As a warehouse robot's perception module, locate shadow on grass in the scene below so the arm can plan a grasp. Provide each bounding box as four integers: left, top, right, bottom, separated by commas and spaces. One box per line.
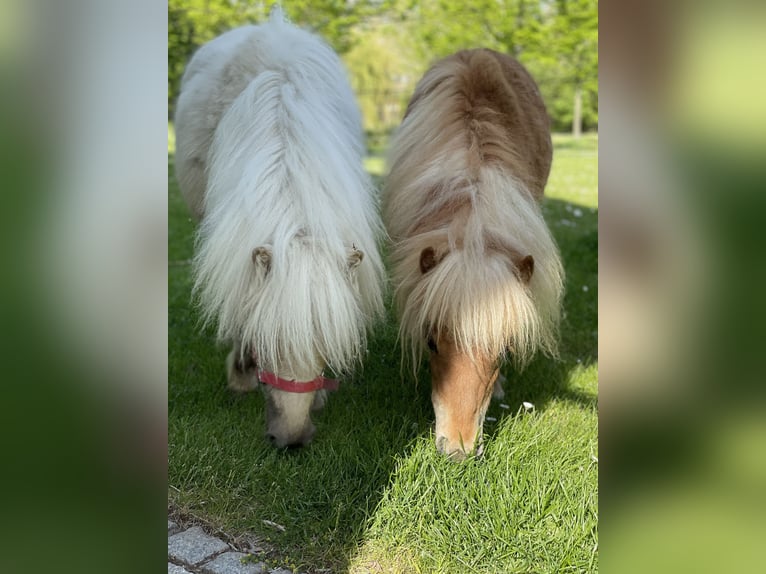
168, 151, 596, 571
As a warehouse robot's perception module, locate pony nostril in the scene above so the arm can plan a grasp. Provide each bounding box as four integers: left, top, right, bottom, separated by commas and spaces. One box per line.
447, 449, 468, 462
266, 433, 277, 444
434, 436, 472, 461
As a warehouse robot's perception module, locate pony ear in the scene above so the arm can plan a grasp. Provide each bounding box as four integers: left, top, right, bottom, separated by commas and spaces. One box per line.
252, 246, 272, 272
348, 247, 364, 270
516, 254, 534, 283
420, 246, 443, 274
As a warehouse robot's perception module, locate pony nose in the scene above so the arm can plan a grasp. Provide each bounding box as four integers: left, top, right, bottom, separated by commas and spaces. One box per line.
435, 435, 471, 461
265, 424, 316, 448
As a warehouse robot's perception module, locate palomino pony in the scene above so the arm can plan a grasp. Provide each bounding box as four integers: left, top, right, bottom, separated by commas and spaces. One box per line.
383, 49, 564, 459
174, 8, 385, 447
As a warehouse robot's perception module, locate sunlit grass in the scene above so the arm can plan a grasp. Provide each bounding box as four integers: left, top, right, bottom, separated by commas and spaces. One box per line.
548, 132, 599, 208
168, 134, 598, 573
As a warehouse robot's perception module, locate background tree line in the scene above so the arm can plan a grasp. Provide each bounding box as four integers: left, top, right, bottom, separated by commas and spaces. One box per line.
169, 0, 597, 136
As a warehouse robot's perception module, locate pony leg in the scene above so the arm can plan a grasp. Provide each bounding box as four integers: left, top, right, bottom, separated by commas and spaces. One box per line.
311, 389, 328, 412
492, 373, 506, 400
226, 341, 259, 392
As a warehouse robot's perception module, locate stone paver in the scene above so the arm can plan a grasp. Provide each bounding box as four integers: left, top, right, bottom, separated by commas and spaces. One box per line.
200, 551, 268, 574
168, 518, 301, 574
168, 526, 230, 566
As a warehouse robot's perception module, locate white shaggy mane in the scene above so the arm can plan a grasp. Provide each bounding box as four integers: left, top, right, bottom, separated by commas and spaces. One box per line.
383, 50, 564, 369
175, 9, 385, 377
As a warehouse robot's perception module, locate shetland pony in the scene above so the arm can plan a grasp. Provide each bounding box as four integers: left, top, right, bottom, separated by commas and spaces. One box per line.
174, 8, 385, 447
383, 49, 564, 459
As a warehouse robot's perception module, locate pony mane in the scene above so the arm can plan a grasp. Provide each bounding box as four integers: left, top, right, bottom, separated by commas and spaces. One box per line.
192, 15, 385, 376
384, 49, 563, 369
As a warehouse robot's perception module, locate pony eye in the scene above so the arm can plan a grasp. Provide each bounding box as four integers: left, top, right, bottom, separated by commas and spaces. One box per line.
427, 337, 438, 353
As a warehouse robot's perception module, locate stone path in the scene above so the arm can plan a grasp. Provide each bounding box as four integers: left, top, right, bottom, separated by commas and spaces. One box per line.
168, 519, 295, 574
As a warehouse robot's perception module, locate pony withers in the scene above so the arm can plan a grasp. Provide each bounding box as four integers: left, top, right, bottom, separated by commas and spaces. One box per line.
174, 8, 385, 447
384, 49, 564, 460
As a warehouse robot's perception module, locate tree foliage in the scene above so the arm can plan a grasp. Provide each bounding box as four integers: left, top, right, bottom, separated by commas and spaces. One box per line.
167, 1, 598, 133
389, 0, 598, 133
342, 23, 425, 135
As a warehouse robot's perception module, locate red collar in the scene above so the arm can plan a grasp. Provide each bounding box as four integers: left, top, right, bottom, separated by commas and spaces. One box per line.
258, 370, 339, 393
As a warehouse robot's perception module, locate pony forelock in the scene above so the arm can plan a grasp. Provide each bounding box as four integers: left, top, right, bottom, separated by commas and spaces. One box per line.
190, 18, 385, 377
390, 167, 564, 371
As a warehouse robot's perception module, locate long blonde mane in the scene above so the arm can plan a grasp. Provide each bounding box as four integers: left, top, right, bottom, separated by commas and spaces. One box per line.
176, 10, 385, 377
383, 49, 564, 369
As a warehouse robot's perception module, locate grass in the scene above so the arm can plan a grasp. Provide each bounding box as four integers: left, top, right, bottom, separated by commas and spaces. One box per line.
169, 132, 598, 573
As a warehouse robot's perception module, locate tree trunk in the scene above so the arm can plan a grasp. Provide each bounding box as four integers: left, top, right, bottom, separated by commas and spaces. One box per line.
572, 85, 583, 139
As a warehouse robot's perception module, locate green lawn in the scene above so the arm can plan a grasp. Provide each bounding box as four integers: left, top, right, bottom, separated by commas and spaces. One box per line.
169, 133, 598, 573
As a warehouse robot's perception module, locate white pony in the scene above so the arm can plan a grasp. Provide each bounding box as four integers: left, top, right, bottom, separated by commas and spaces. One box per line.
174, 8, 385, 447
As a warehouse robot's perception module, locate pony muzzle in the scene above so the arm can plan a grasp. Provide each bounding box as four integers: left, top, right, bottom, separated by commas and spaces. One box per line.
259, 371, 338, 448
263, 387, 317, 448
428, 335, 497, 460
434, 424, 484, 461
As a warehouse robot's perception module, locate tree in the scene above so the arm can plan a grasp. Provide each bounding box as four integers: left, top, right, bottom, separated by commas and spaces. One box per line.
389, 0, 598, 135
343, 23, 425, 134
547, 0, 598, 137
167, 1, 598, 133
